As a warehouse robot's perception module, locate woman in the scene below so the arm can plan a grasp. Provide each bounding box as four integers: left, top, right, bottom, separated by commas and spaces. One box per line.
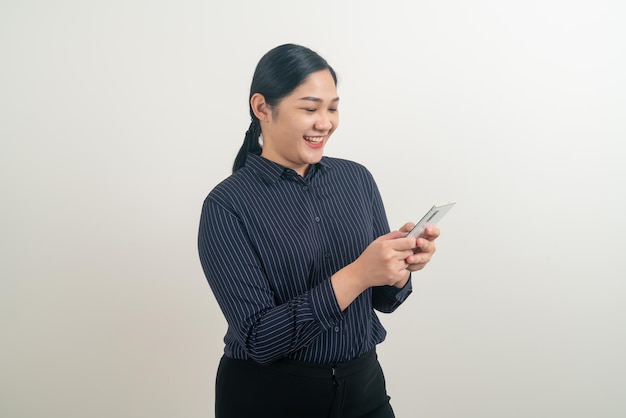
198, 43, 440, 418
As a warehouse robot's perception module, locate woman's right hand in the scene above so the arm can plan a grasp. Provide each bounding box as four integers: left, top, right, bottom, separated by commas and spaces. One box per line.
331, 231, 415, 310
353, 231, 415, 287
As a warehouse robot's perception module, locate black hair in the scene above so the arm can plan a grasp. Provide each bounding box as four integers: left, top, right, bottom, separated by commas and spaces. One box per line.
232, 44, 337, 172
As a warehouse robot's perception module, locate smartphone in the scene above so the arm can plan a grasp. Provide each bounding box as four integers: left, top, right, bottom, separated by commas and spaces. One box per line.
406, 202, 456, 239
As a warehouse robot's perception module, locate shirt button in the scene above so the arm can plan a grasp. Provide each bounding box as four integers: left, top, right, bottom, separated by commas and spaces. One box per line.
315, 216, 321, 222
303, 186, 309, 191
324, 253, 331, 259
334, 326, 340, 332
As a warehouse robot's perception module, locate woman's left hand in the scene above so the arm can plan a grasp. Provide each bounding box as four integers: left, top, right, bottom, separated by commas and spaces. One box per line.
398, 223, 440, 272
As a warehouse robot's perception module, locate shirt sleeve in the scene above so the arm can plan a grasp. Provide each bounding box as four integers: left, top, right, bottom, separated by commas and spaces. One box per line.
367, 169, 414, 313
372, 278, 413, 313
198, 198, 344, 365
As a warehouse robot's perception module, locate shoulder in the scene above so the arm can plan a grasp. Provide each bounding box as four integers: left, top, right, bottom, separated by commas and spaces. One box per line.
322, 155, 366, 170
204, 168, 260, 205
321, 156, 376, 182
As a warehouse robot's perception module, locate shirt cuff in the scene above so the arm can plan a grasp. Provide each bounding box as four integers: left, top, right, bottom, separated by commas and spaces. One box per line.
378, 276, 413, 311
395, 275, 413, 301
308, 278, 344, 331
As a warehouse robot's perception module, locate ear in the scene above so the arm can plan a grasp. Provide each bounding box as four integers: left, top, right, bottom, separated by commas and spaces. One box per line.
250, 93, 270, 122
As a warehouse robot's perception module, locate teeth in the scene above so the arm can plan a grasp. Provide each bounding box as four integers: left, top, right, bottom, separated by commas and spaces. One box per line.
305, 136, 324, 144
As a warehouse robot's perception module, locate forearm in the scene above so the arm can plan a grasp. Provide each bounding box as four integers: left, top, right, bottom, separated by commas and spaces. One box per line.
220, 278, 344, 365
241, 298, 322, 363
330, 263, 369, 311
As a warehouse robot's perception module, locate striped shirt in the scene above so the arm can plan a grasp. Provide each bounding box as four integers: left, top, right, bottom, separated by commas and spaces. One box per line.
197, 153, 412, 365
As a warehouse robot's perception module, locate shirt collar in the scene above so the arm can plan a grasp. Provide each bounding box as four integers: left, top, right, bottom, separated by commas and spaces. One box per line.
245, 153, 329, 184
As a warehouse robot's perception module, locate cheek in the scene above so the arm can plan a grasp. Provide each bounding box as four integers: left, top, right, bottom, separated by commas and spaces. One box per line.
279, 122, 298, 136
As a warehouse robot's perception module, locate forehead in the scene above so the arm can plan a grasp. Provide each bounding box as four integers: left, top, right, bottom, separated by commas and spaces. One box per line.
288, 70, 338, 100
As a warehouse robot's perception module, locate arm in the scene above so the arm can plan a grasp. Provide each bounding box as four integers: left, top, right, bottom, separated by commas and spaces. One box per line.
335, 171, 440, 313
329, 171, 416, 313
198, 199, 344, 365
331, 230, 415, 312
369, 175, 415, 312
370, 224, 440, 312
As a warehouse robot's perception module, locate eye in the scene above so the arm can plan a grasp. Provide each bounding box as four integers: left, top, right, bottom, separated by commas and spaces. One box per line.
328, 108, 338, 113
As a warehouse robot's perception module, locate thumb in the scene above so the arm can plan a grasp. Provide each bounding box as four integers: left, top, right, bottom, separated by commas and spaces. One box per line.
377, 230, 409, 241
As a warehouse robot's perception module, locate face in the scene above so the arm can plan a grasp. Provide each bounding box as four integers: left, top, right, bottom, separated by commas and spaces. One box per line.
257, 70, 339, 176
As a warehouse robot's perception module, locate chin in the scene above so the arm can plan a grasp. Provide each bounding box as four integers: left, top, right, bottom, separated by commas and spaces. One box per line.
305, 152, 325, 164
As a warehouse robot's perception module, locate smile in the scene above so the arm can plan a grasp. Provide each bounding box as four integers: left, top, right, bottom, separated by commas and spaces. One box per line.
304, 136, 325, 145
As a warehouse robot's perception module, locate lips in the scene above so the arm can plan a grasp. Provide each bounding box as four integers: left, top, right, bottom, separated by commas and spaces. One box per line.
304, 136, 325, 145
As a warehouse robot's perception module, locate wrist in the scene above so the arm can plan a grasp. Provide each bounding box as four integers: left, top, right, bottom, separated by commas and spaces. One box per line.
393, 273, 411, 288
331, 263, 368, 311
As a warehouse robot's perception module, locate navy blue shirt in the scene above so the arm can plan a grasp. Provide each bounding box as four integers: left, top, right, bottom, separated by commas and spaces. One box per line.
198, 153, 412, 365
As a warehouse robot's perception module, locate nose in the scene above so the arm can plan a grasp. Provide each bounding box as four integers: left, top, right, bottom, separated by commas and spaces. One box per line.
315, 112, 333, 132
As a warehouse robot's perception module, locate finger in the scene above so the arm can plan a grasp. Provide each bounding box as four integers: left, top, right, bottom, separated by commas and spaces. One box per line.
398, 222, 415, 234
385, 235, 419, 251
415, 237, 437, 254
406, 249, 433, 265
377, 230, 409, 241
404, 260, 423, 274
410, 251, 432, 264
422, 225, 441, 240
406, 258, 426, 272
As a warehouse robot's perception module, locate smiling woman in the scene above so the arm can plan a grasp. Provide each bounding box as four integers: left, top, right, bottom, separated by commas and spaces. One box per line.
232, 44, 339, 174
197, 43, 442, 418
252, 69, 339, 176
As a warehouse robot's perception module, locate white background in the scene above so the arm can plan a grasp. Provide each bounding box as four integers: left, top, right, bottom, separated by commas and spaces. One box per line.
1, 1, 625, 417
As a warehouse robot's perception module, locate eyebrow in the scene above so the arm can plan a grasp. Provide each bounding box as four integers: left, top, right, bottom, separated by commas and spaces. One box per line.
298, 96, 340, 102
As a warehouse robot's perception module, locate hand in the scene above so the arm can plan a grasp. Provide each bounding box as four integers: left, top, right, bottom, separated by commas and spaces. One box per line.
332, 231, 414, 309
352, 230, 415, 288
331, 228, 437, 311
398, 223, 440, 273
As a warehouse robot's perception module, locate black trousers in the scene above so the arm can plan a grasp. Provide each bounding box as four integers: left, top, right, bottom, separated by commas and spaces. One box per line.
215, 349, 396, 418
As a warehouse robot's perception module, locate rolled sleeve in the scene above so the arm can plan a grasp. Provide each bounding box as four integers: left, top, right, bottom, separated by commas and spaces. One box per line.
372, 276, 413, 313
309, 278, 345, 330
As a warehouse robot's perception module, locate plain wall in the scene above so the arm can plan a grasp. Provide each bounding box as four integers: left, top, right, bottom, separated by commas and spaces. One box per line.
1, 1, 625, 417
